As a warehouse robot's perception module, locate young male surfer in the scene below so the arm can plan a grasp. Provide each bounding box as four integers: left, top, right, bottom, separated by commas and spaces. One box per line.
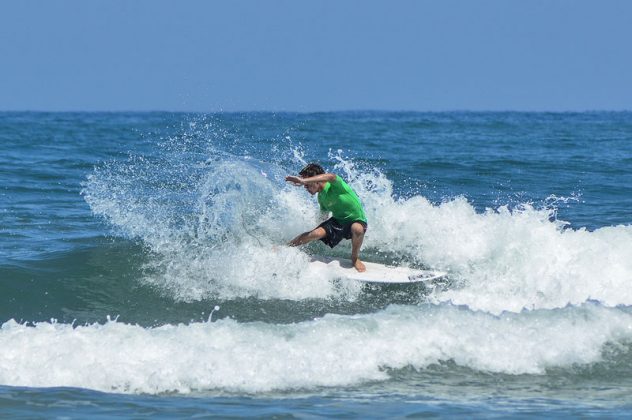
285, 163, 368, 272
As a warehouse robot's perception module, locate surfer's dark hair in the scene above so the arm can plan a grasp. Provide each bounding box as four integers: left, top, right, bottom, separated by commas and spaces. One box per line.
299, 163, 325, 178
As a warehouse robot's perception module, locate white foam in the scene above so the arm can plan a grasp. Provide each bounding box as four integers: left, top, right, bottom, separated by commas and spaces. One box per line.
324, 150, 632, 312
84, 156, 363, 301
356, 186, 632, 313
1, 303, 631, 394
84, 147, 632, 310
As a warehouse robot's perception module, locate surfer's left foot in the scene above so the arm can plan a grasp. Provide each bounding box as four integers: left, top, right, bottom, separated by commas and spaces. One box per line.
354, 259, 366, 272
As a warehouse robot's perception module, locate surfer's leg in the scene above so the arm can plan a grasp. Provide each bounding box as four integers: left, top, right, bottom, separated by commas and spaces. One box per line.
288, 227, 327, 246
350, 222, 366, 272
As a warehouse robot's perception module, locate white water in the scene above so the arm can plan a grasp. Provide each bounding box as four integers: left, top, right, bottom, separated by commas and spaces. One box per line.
1, 303, 631, 394
84, 150, 632, 313
73, 146, 632, 395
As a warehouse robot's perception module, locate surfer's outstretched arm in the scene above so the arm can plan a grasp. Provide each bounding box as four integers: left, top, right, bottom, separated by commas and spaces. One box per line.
285, 173, 336, 186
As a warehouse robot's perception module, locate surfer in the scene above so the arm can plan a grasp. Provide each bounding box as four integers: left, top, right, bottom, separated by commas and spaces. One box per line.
286, 163, 368, 272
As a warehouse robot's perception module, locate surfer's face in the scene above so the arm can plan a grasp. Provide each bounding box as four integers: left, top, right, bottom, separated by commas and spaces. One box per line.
305, 182, 320, 195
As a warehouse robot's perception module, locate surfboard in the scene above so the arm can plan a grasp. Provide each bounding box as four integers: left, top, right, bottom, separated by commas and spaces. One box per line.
309, 255, 447, 284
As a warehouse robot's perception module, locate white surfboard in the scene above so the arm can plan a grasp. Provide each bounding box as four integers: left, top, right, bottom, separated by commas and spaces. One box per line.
309, 255, 447, 284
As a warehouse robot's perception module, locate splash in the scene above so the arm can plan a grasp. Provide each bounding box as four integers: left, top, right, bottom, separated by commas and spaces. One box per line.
82, 121, 363, 301
83, 124, 632, 312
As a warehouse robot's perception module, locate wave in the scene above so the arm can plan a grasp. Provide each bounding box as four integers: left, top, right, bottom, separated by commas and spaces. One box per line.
1, 303, 631, 394
82, 131, 632, 313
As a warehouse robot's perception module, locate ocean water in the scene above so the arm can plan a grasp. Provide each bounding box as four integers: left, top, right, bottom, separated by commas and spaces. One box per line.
1, 111, 632, 417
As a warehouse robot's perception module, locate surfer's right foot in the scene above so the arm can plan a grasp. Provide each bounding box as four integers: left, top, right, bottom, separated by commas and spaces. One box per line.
353, 259, 366, 272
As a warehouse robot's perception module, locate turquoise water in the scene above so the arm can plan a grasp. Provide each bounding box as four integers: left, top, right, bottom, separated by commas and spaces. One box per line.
1, 111, 632, 417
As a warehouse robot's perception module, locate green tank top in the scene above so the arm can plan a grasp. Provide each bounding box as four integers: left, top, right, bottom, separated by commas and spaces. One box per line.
318, 175, 367, 224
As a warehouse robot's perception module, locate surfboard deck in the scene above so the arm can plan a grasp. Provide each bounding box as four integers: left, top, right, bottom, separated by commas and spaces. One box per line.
309, 255, 447, 284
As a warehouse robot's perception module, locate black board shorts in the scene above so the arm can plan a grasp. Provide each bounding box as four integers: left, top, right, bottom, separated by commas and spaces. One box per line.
317, 218, 368, 248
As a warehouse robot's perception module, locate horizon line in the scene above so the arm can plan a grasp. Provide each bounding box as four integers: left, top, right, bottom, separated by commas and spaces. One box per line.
1, 108, 631, 114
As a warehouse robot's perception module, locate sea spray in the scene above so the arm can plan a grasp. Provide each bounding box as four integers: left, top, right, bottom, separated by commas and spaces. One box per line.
84, 139, 632, 312
207, 305, 220, 322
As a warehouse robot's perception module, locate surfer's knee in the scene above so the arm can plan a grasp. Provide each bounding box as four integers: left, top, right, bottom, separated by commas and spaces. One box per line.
350, 223, 365, 239
309, 227, 327, 240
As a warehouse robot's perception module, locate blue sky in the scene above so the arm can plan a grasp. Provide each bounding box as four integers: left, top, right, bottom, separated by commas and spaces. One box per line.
1, 0, 630, 112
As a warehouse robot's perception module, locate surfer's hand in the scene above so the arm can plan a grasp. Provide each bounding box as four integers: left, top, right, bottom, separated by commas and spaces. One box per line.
285, 176, 304, 186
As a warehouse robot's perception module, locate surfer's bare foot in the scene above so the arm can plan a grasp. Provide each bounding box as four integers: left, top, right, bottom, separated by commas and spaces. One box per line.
353, 259, 366, 272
